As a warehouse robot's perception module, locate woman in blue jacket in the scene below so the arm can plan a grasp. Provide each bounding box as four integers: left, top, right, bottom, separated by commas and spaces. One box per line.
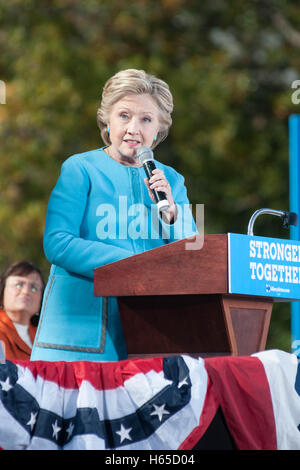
31, 69, 197, 362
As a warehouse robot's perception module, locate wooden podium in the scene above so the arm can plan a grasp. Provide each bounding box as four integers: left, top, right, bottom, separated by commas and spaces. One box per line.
94, 234, 273, 358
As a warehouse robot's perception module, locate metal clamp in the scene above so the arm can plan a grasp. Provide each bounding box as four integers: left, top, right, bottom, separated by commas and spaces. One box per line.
247, 208, 298, 236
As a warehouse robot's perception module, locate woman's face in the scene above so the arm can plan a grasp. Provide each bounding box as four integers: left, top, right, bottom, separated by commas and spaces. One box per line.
3, 271, 43, 325
107, 93, 160, 162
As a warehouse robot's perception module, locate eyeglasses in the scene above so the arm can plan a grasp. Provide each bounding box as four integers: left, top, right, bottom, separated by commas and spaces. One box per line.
7, 281, 43, 294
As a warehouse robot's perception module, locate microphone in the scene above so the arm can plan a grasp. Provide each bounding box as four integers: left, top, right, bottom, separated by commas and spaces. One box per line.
137, 146, 170, 212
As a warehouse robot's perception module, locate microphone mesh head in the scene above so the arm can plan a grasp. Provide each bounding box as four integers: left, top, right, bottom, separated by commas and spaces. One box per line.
137, 146, 154, 164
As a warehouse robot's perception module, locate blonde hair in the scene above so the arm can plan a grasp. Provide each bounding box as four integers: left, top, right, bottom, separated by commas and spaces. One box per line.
97, 69, 173, 147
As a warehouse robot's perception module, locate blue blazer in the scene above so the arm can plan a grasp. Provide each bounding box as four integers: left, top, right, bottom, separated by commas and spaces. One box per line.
31, 148, 197, 362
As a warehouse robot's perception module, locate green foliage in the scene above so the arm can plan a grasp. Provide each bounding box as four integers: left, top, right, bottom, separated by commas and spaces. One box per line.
1, 0, 300, 351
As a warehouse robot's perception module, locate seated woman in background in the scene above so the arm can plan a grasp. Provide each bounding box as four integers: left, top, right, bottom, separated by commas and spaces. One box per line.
0, 261, 45, 360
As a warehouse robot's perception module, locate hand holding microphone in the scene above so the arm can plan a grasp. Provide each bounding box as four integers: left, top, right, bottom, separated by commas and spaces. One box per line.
137, 146, 176, 222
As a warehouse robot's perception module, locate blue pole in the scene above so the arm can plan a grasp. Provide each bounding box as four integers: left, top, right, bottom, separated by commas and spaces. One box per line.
289, 114, 300, 353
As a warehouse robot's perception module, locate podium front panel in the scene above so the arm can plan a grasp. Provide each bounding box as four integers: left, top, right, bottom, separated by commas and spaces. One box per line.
117, 294, 233, 355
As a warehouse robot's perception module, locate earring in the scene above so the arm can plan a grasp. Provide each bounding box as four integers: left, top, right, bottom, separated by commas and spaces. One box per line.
153, 135, 157, 142
107, 127, 110, 134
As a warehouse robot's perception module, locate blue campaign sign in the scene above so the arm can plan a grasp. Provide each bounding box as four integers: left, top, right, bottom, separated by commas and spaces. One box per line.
228, 233, 300, 300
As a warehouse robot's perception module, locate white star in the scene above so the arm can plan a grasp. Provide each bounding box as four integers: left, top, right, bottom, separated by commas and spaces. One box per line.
178, 376, 189, 388
66, 421, 74, 440
116, 423, 132, 443
52, 420, 62, 440
150, 403, 170, 422
26, 412, 37, 431
0, 377, 12, 392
